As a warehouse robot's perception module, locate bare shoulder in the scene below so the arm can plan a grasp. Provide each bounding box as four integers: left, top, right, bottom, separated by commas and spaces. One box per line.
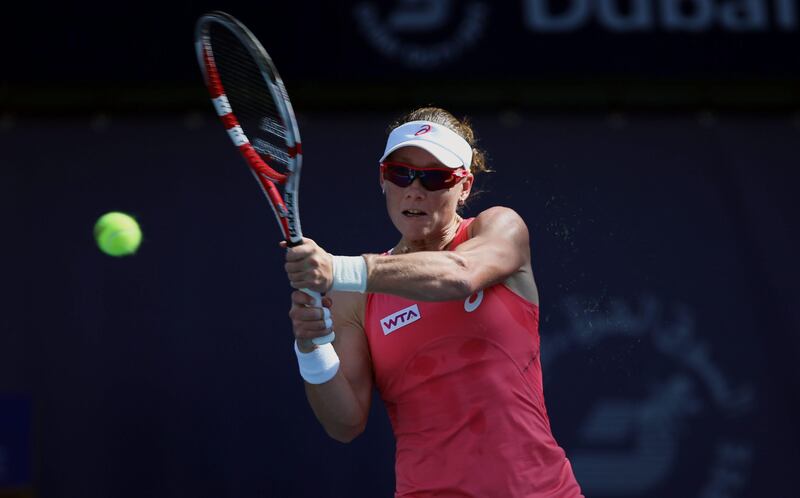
328, 290, 366, 330
472, 207, 538, 303
327, 291, 371, 382
470, 206, 530, 240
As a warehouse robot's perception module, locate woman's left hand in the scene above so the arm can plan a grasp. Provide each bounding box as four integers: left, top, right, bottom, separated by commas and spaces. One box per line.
282, 237, 334, 294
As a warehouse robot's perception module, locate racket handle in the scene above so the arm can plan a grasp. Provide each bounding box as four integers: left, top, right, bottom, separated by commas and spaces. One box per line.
284, 238, 334, 344
301, 288, 335, 345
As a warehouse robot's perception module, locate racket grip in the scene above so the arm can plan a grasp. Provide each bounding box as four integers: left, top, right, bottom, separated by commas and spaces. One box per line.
301, 288, 335, 345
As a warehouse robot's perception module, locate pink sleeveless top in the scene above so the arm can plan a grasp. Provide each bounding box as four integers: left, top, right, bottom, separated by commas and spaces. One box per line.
365, 218, 583, 497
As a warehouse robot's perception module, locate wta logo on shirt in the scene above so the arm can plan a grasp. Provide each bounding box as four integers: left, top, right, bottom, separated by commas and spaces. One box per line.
380, 304, 421, 335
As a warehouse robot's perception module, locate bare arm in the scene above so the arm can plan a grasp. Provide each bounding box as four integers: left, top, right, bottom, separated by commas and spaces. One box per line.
290, 290, 372, 443
363, 206, 530, 301
284, 207, 531, 301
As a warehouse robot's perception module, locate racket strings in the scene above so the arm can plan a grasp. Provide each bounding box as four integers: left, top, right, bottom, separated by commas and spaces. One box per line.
208, 24, 291, 174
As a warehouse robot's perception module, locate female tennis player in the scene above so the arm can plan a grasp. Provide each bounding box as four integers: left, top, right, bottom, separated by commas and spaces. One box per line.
284, 107, 583, 497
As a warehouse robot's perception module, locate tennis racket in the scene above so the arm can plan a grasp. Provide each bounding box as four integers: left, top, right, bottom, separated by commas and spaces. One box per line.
195, 11, 334, 345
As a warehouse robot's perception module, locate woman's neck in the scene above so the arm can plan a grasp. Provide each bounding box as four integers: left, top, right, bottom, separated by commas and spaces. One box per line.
394, 214, 463, 254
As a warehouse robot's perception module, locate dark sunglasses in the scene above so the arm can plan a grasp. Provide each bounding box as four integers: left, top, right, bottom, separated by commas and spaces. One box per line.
380, 161, 469, 191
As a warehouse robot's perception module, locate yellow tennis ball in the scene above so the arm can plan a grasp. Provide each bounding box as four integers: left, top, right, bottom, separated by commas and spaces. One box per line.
94, 212, 142, 257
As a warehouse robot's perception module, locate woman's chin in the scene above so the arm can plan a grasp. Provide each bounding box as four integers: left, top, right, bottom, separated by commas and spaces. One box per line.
400, 215, 433, 234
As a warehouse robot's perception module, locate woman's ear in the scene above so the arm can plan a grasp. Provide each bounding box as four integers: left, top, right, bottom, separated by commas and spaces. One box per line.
460, 174, 474, 202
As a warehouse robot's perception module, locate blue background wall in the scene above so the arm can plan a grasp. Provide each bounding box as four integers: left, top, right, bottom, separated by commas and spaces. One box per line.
2, 112, 798, 497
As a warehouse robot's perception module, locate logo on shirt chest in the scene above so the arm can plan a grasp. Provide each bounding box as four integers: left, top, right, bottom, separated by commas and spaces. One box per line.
380, 304, 421, 335
464, 290, 484, 312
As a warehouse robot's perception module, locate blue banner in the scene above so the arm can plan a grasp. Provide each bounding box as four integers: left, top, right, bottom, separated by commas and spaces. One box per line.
0, 395, 31, 488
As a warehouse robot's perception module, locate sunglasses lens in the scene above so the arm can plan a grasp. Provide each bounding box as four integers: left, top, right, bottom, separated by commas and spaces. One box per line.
418, 170, 454, 191
384, 165, 414, 187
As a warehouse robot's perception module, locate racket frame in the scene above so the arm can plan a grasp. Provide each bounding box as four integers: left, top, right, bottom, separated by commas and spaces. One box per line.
195, 12, 334, 345
195, 11, 304, 246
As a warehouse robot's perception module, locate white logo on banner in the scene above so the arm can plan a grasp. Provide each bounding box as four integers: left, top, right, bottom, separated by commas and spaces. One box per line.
523, 0, 798, 32
542, 295, 755, 497
353, 0, 489, 68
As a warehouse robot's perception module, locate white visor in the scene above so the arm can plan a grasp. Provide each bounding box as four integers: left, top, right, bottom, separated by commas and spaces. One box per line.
379, 120, 473, 169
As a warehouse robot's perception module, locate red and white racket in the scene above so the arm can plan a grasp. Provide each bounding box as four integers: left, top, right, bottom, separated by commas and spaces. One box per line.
195, 11, 334, 345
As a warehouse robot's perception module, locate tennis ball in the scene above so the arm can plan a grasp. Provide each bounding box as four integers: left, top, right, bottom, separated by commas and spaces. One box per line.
94, 212, 142, 257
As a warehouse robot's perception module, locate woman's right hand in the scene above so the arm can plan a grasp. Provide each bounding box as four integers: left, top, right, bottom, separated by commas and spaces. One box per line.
289, 290, 334, 352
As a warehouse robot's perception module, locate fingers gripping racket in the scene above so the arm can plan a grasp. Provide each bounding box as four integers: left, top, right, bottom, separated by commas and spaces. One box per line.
195, 11, 334, 345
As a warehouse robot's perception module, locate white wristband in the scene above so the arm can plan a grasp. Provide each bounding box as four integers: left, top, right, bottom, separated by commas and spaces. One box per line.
331, 255, 368, 293
294, 341, 340, 384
